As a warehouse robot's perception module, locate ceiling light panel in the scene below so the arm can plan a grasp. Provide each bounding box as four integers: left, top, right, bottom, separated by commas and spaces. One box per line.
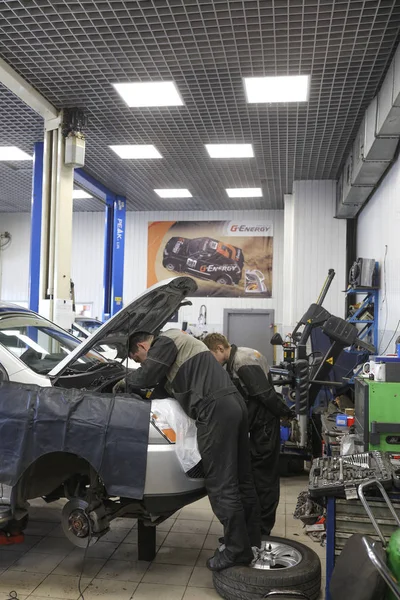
0, 146, 32, 161
205, 144, 254, 158
244, 75, 309, 103
154, 189, 192, 198
113, 81, 183, 107
110, 145, 162, 159
226, 188, 263, 198
72, 189, 92, 199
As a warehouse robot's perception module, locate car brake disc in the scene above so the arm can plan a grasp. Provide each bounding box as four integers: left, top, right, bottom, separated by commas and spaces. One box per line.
61, 498, 100, 548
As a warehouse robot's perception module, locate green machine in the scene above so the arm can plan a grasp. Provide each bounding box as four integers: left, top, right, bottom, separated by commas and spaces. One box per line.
355, 379, 400, 452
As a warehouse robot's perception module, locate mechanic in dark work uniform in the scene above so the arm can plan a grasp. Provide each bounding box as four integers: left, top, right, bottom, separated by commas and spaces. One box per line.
203, 333, 293, 538
115, 329, 261, 571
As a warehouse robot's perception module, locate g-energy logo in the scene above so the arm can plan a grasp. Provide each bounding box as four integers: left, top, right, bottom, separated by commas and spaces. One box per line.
227, 221, 273, 237
230, 224, 270, 233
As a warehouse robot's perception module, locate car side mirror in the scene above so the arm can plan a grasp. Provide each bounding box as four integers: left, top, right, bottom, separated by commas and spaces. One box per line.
270, 333, 284, 346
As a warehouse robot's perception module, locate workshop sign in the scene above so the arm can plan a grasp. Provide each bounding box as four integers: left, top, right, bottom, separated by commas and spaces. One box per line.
147, 220, 273, 298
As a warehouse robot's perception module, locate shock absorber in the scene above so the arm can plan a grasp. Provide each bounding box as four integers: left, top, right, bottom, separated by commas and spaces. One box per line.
294, 359, 309, 448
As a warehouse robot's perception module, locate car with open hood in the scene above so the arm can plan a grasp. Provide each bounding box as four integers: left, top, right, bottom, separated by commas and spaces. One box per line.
163, 236, 244, 285
0, 277, 205, 548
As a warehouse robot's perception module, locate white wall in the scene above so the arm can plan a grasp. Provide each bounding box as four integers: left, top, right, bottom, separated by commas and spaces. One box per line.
283, 181, 347, 329
71, 212, 105, 320
0, 213, 31, 303
124, 210, 284, 332
0, 212, 105, 319
0, 194, 347, 336
0, 210, 285, 332
357, 154, 400, 353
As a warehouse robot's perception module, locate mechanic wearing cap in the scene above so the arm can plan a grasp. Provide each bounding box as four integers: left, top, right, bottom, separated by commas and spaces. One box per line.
114, 329, 261, 571
203, 333, 294, 538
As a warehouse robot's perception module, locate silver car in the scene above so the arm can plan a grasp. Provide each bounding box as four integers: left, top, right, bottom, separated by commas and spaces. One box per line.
0, 277, 205, 547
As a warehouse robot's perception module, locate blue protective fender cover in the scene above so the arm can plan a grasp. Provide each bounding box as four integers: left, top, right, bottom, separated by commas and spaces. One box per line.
0, 382, 150, 499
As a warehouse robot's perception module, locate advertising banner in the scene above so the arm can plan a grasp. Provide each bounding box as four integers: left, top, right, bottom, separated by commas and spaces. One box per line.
147, 220, 273, 298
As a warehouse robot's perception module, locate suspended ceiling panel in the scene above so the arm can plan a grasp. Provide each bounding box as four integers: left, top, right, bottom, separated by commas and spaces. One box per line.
0, 0, 399, 212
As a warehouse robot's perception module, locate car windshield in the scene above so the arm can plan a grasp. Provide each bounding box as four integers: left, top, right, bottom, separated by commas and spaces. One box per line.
188, 238, 213, 254
76, 319, 102, 334
0, 313, 106, 375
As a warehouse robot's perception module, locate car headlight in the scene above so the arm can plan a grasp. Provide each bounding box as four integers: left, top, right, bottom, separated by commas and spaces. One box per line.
151, 413, 176, 443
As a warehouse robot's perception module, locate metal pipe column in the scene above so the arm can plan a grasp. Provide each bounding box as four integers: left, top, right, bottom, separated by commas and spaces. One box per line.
38, 115, 75, 329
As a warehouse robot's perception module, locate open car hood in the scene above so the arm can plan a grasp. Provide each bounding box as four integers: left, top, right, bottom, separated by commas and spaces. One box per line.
49, 277, 197, 377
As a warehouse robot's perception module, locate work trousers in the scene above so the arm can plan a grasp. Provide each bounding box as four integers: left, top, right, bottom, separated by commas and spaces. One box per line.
249, 414, 281, 537
195, 387, 261, 563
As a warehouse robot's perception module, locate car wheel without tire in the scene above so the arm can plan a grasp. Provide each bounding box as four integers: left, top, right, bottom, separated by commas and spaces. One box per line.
212, 537, 321, 600
61, 498, 101, 548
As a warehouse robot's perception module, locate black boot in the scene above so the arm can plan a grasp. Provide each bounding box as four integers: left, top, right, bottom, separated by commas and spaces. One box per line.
206, 548, 254, 572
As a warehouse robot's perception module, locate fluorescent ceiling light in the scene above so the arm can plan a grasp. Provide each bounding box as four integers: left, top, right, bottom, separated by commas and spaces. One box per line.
73, 189, 92, 199
205, 144, 254, 158
155, 189, 192, 198
0, 146, 32, 161
110, 145, 162, 159
226, 188, 263, 198
244, 75, 309, 103
113, 81, 183, 107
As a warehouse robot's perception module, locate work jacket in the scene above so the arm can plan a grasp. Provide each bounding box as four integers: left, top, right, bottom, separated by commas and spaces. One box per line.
226, 345, 291, 429
125, 329, 236, 419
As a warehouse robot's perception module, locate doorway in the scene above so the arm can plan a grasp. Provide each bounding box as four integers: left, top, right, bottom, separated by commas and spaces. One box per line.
223, 309, 275, 365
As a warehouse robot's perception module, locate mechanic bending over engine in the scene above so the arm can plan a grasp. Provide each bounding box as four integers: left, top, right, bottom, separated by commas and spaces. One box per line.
203, 333, 295, 538
113, 329, 261, 571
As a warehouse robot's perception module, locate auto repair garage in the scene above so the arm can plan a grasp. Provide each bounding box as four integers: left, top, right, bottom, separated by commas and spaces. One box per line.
0, 2, 400, 599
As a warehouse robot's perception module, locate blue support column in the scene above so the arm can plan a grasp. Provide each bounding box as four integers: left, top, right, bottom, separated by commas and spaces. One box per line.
102, 200, 114, 321
28, 142, 44, 313
111, 196, 126, 315
325, 496, 336, 600
74, 168, 125, 319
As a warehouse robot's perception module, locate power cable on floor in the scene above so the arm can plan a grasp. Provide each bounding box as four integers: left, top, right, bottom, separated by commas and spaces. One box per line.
77, 530, 92, 600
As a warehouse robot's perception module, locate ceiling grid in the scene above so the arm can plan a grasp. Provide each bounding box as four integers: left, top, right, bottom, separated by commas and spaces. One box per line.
0, 0, 398, 212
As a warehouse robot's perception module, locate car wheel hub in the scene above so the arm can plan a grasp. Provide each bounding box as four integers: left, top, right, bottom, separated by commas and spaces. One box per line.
62, 498, 99, 548
252, 541, 302, 570
68, 509, 90, 538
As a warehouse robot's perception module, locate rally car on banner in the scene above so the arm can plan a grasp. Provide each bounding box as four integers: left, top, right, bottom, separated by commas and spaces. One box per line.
162, 236, 244, 285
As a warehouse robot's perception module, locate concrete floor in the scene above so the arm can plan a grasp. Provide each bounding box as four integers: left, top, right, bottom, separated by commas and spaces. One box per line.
0, 474, 326, 600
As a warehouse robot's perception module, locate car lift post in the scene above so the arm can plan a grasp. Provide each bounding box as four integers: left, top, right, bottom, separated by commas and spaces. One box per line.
74, 169, 126, 320
29, 141, 44, 313
137, 520, 157, 561
103, 194, 126, 320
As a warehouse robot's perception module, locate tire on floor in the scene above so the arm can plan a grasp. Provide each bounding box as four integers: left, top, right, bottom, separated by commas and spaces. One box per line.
212, 536, 321, 600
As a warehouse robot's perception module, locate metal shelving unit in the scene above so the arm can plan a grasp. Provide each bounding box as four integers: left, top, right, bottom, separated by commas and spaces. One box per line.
345, 287, 379, 354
